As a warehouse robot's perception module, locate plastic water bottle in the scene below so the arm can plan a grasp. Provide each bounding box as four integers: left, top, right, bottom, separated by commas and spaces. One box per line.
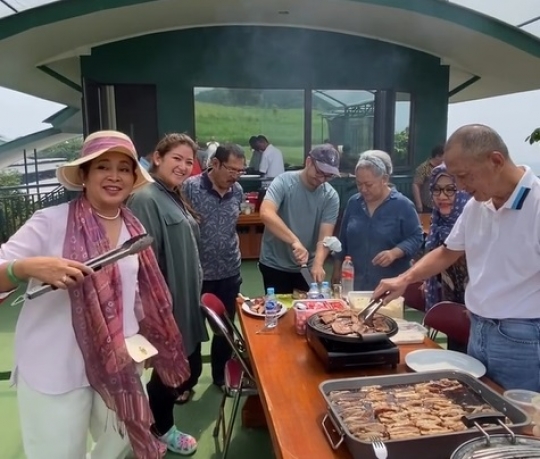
308, 282, 322, 299
321, 281, 331, 299
264, 287, 278, 328
341, 256, 355, 299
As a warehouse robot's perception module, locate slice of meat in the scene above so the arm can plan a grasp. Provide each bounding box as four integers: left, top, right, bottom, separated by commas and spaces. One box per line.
336, 310, 356, 318
319, 311, 337, 325
331, 320, 355, 335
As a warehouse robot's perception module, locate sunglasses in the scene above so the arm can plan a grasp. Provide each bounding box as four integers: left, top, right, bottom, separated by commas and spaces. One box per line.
432, 185, 457, 197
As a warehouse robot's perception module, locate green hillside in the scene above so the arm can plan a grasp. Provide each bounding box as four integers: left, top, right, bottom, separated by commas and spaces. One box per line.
194, 101, 329, 165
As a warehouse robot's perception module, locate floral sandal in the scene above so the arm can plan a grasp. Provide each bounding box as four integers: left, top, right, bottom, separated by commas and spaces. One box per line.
160, 426, 198, 456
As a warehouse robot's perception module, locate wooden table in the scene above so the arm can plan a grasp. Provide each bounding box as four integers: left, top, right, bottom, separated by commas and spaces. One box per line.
238, 308, 501, 459
237, 212, 264, 260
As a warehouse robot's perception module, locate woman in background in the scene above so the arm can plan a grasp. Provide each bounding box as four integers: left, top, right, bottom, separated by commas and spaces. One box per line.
424, 164, 470, 352
0, 130, 189, 459
128, 133, 207, 456
425, 164, 470, 311
333, 150, 423, 291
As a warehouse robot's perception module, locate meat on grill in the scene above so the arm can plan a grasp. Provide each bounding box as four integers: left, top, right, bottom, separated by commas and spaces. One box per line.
328, 379, 502, 442
317, 309, 390, 336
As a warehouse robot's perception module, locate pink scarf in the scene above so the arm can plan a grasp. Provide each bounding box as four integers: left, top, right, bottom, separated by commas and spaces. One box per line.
64, 196, 190, 458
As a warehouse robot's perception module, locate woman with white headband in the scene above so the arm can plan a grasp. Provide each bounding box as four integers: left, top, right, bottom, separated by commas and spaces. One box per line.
332, 150, 423, 290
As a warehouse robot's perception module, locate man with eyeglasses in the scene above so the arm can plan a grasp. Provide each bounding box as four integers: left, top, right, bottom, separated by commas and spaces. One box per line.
374, 124, 540, 393
182, 144, 245, 389
258, 144, 341, 293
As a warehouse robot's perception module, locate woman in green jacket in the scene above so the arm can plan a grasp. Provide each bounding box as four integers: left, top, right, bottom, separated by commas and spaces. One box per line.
128, 133, 208, 456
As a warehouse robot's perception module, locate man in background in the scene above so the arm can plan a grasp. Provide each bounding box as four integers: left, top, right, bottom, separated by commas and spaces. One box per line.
247, 135, 263, 173
259, 144, 340, 292
139, 151, 153, 171
256, 135, 285, 178
183, 144, 245, 388
412, 144, 444, 213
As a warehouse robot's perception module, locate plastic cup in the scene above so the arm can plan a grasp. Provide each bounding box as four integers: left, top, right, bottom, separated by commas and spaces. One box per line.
504, 389, 540, 416
532, 395, 540, 434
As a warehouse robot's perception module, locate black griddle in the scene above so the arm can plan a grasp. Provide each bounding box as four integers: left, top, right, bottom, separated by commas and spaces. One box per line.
306, 324, 400, 372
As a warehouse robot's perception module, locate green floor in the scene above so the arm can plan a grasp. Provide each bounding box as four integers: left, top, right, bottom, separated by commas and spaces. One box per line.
0, 261, 270, 459
0, 260, 432, 458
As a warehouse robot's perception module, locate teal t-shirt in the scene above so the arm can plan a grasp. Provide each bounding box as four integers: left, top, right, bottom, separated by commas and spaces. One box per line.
259, 171, 339, 272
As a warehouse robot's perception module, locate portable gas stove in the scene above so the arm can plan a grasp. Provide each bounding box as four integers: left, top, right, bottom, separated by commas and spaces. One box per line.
306, 326, 399, 371
305, 310, 400, 372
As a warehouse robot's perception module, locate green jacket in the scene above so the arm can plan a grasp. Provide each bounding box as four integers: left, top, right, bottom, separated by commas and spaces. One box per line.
127, 182, 208, 356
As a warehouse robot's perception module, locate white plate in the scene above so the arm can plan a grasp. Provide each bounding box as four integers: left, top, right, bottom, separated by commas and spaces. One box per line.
241, 301, 288, 319
405, 349, 487, 378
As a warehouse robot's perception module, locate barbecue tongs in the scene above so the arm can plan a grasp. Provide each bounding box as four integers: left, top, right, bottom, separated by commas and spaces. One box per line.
26, 234, 154, 300
358, 292, 390, 326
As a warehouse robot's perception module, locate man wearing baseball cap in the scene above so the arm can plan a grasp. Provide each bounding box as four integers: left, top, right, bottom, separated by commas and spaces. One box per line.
259, 144, 341, 292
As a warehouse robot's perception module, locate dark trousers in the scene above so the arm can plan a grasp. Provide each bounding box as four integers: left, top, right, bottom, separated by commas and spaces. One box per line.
201, 274, 242, 385
259, 262, 309, 294
147, 343, 202, 436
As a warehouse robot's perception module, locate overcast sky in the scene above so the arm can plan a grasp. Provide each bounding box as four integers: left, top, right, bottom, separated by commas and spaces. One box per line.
2, 1, 540, 167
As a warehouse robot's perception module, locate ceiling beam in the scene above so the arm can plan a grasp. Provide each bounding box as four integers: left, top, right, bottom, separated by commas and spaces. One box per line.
0, 0, 18, 13
517, 15, 540, 28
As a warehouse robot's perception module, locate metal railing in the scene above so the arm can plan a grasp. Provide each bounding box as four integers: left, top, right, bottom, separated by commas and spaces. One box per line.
0, 184, 71, 243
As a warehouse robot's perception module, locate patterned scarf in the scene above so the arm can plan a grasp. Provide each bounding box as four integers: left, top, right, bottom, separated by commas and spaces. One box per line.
425, 164, 470, 310
64, 196, 190, 458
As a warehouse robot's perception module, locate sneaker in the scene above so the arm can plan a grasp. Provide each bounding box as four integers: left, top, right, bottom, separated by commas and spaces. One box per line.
159, 426, 198, 456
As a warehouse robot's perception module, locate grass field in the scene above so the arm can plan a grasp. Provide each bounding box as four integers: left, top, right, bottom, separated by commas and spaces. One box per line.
194, 101, 329, 165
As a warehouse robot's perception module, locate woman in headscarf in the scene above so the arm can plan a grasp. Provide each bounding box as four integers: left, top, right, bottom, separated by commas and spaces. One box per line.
128, 133, 207, 456
0, 130, 189, 459
424, 164, 471, 313
425, 165, 471, 353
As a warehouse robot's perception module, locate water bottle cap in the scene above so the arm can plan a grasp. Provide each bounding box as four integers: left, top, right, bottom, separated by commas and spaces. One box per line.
345, 256, 352, 261
322, 281, 330, 286
310, 282, 318, 288
267, 287, 275, 294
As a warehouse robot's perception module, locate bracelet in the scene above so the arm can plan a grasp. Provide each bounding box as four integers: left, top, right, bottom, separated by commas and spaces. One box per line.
6, 260, 24, 285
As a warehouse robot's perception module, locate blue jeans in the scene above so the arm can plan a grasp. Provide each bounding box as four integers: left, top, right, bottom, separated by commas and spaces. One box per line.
468, 313, 540, 392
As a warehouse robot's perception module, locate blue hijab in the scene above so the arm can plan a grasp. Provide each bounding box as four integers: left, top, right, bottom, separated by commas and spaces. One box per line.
425, 164, 470, 309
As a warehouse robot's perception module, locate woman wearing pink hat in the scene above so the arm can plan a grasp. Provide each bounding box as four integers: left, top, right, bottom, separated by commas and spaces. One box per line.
0, 130, 189, 459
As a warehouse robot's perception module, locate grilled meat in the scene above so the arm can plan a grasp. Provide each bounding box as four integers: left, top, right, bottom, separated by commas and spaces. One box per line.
316, 310, 390, 336
328, 379, 499, 442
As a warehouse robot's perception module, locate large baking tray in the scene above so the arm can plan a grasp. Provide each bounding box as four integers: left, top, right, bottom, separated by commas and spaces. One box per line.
319, 371, 531, 459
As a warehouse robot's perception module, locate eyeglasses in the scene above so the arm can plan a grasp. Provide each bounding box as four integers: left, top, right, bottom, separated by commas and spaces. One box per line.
220, 163, 246, 176
312, 160, 334, 181
432, 186, 457, 197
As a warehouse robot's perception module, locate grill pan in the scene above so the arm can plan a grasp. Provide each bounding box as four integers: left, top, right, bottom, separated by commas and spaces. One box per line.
306, 310, 398, 344
319, 371, 531, 459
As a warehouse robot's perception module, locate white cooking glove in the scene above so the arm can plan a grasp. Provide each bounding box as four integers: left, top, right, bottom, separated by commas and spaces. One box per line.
323, 236, 342, 253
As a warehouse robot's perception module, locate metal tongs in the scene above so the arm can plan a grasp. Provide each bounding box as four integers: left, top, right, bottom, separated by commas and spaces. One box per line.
358, 292, 390, 326
26, 234, 153, 300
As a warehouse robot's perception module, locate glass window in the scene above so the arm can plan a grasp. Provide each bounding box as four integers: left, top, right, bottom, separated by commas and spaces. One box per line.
393, 92, 412, 169
193, 87, 304, 167
311, 90, 375, 174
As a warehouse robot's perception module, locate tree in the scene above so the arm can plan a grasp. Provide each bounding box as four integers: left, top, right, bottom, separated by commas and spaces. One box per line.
0, 170, 28, 243
393, 127, 410, 167
526, 128, 540, 144
38, 136, 83, 161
